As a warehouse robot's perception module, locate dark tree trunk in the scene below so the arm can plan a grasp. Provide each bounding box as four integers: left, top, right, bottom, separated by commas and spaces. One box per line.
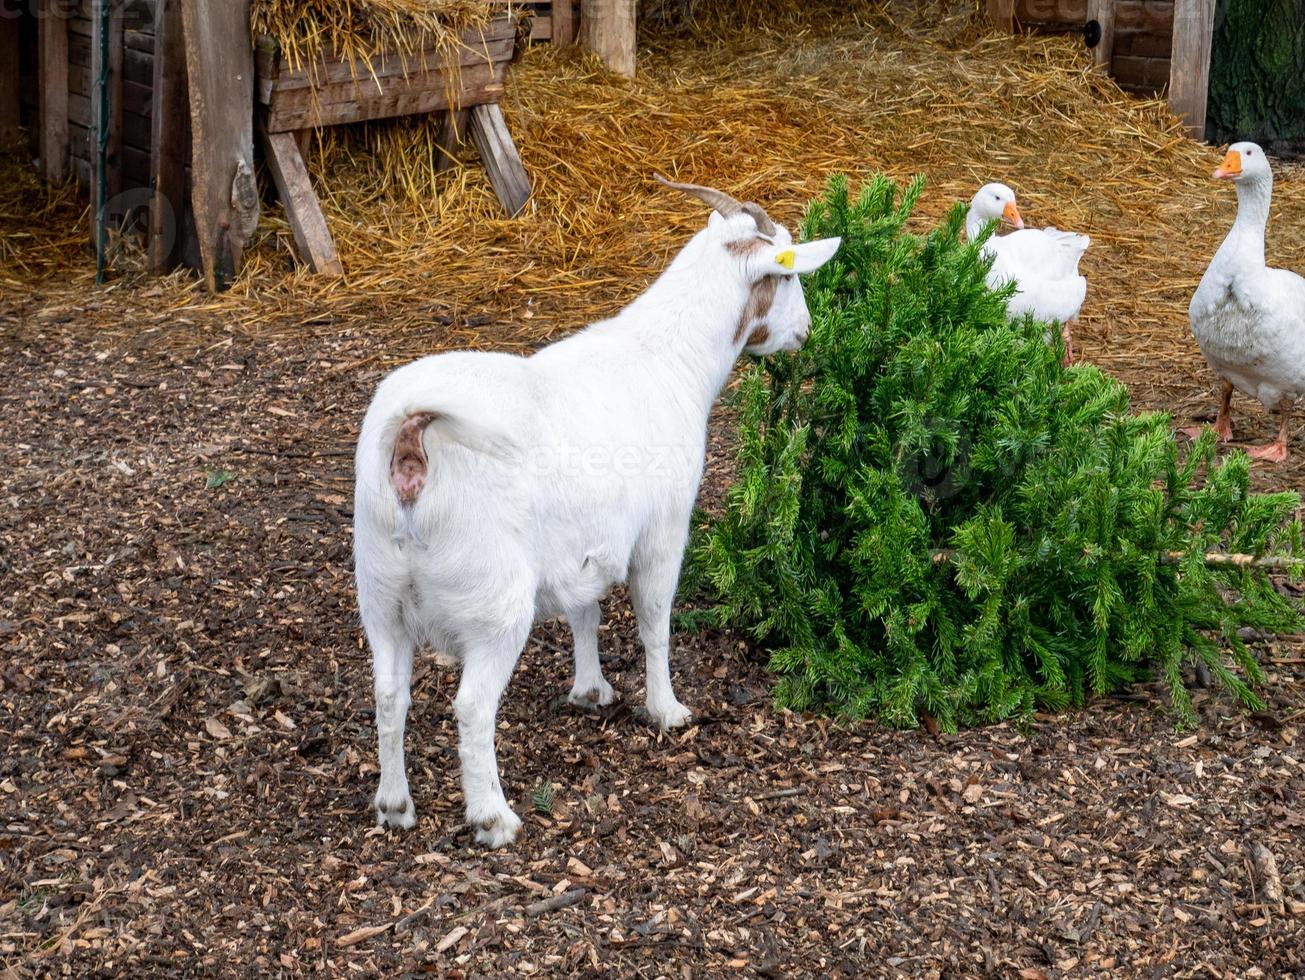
1207, 0, 1305, 155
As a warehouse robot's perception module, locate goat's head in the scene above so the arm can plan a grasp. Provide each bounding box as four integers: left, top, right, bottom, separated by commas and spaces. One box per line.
656, 175, 841, 356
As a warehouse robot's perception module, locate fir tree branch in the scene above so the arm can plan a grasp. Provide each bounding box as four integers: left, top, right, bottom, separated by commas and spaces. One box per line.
929, 549, 1304, 571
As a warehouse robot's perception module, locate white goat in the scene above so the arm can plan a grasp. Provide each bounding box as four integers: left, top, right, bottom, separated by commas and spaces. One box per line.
353, 176, 841, 847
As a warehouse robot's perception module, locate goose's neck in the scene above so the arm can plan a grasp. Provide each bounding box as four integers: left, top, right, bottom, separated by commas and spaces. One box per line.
1219, 176, 1272, 272
965, 205, 992, 241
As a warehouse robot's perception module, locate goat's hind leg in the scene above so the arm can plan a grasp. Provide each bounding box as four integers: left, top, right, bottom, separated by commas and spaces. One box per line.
365, 607, 417, 829
566, 601, 615, 708
455, 618, 530, 848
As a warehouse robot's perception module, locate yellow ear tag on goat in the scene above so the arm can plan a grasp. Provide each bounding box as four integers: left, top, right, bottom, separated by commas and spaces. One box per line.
775, 249, 796, 270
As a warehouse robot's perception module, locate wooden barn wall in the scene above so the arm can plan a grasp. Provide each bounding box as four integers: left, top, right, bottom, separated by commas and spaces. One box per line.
1009, 0, 1175, 96
67, 0, 157, 191
16, 10, 40, 135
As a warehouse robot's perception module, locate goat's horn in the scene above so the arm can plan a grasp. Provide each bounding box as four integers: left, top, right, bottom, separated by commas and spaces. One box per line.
654, 174, 778, 237
741, 201, 776, 237
654, 173, 744, 217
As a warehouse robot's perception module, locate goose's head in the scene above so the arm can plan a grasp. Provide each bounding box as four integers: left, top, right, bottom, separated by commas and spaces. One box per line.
970, 183, 1024, 229
1214, 141, 1271, 184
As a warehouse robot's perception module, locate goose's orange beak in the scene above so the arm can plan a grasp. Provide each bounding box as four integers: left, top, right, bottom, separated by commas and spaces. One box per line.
1213, 149, 1242, 180
1002, 201, 1024, 229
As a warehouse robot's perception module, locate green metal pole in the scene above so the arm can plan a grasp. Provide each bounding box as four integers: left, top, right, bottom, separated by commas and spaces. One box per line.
94, 0, 110, 284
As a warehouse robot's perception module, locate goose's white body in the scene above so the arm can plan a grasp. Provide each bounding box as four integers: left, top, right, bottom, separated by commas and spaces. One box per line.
1189, 149, 1305, 415
985, 227, 1090, 325
966, 183, 1090, 329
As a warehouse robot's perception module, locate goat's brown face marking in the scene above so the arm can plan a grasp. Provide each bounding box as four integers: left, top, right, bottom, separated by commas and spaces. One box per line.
390, 413, 436, 505
736, 274, 779, 344
745, 324, 771, 348
725, 237, 769, 258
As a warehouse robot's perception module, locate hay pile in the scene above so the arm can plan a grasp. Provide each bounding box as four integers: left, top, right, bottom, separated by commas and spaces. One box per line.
3, 5, 1305, 376
249, 0, 501, 73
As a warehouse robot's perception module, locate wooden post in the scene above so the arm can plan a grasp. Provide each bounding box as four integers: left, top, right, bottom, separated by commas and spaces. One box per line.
434, 109, 467, 172
468, 103, 531, 216
39, 0, 69, 182
0, 13, 19, 144
261, 127, 343, 276
90, 0, 109, 237
1085, 0, 1115, 69
180, 0, 259, 291
580, 0, 635, 78
149, 0, 189, 273
1169, 0, 1215, 139
986, 0, 1015, 30
552, 0, 576, 46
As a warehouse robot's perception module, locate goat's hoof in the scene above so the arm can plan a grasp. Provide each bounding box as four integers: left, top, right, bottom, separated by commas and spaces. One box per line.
567, 679, 616, 709
374, 787, 417, 830
468, 804, 522, 849
642, 700, 694, 732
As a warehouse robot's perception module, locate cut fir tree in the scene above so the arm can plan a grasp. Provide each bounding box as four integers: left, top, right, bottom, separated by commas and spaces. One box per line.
691, 174, 1302, 730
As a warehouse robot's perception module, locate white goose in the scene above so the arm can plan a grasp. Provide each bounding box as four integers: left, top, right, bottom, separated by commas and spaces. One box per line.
1188, 141, 1305, 462
966, 183, 1089, 364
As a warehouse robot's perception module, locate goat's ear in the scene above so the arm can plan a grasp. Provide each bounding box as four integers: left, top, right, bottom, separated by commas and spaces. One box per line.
761, 237, 842, 276
707, 210, 726, 228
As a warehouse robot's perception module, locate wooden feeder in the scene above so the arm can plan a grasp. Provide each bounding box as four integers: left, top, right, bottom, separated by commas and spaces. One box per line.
254, 14, 531, 277
7, 0, 634, 289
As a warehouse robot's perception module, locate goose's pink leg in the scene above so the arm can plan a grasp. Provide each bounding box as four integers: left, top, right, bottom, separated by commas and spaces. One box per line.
1247, 399, 1292, 463
1182, 379, 1234, 442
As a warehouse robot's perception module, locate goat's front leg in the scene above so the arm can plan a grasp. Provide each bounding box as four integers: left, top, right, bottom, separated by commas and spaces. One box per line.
454, 624, 529, 848
566, 601, 615, 708
630, 540, 693, 731
366, 612, 417, 829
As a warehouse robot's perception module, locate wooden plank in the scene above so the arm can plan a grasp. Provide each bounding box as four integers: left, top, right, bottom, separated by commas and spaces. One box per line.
1086, 0, 1115, 69
40, 0, 70, 181
435, 109, 468, 172
69, 33, 91, 68
149, 0, 190, 273
261, 127, 343, 276
1114, 54, 1172, 89
986, 0, 1015, 30
124, 46, 154, 85
265, 68, 505, 132
0, 13, 19, 144
124, 29, 155, 54
122, 79, 152, 116
69, 120, 89, 164
69, 92, 91, 127
110, 0, 125, 199
468, 102, 530, 217
131, 0, 159, 34
264, 58, 503, 113
121, 143, 151, 186
256, 32, 514, 98
1169, 0, 1214, 138
122, 110, 151, 149
181, 0, 259, 291
1012, 0, 1087, 28
552, 1, 576, 46
1114, 0, 1172, 35
580, 0, 635, 78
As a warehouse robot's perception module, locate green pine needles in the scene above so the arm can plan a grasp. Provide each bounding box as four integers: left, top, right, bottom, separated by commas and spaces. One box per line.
691, 174, 1303, 730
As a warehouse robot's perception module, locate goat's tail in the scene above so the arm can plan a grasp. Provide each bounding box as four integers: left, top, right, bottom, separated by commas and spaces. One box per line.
359, 389, 518, 509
